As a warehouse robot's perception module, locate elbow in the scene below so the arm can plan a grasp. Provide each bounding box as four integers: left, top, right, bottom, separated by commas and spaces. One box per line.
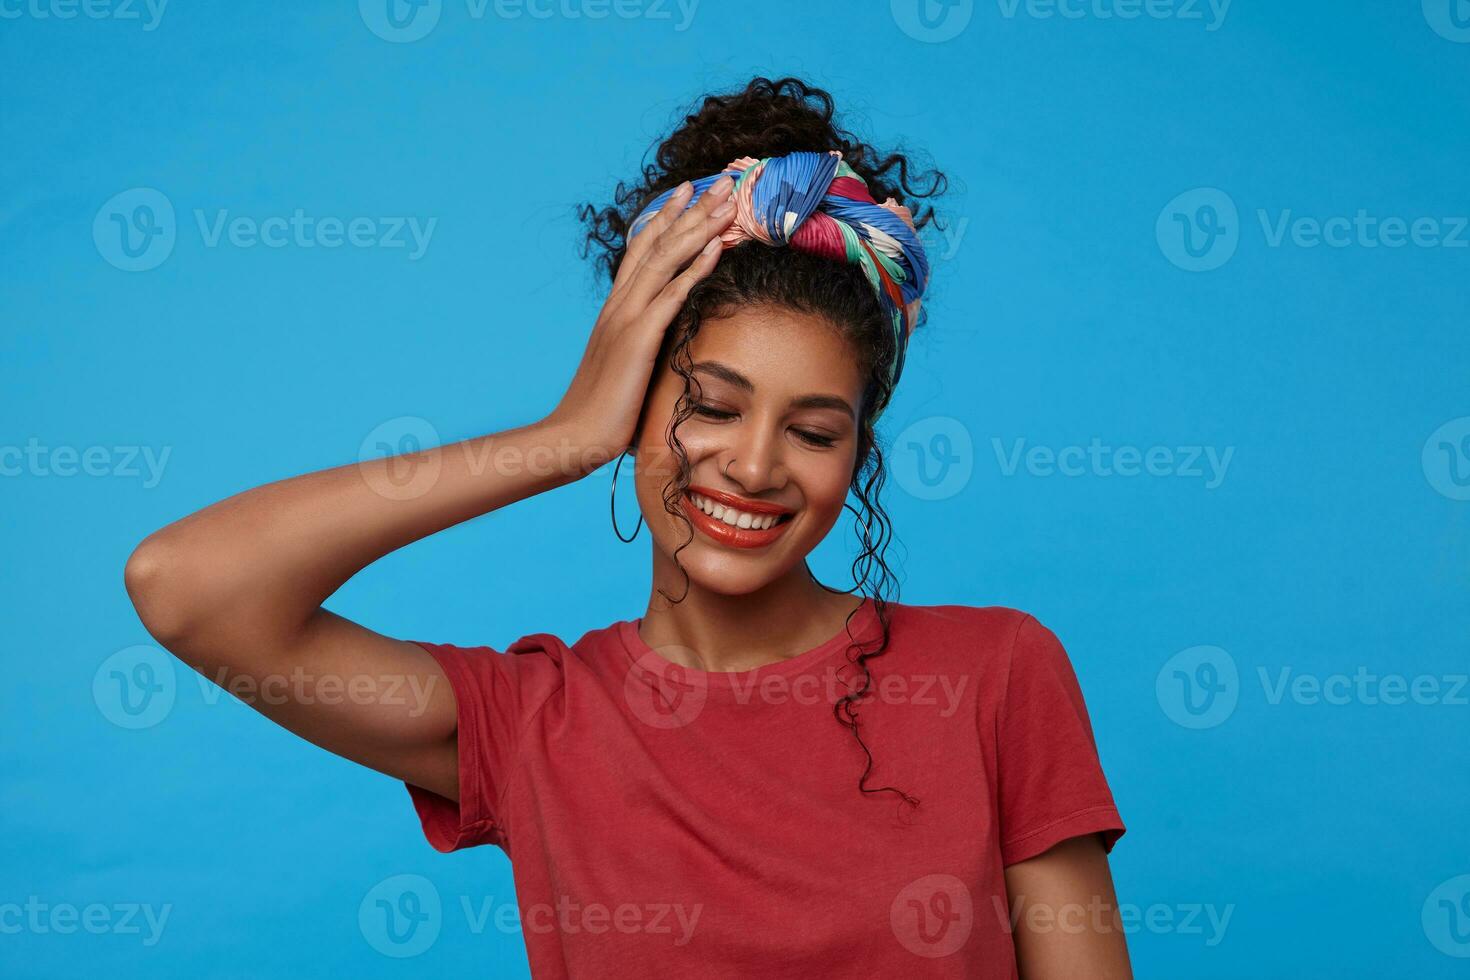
124, 532, 202, 649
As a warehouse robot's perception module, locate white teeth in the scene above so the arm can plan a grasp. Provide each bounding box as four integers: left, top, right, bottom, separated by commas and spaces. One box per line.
689, 492, 785, 531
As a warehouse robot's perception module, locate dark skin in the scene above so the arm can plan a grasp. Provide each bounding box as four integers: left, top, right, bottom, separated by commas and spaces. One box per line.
1006, 835, 1133, 978
123, 172, 1131, 977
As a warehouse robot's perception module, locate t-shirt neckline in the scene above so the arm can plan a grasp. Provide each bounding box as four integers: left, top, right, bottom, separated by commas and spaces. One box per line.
616, 596, 883, 692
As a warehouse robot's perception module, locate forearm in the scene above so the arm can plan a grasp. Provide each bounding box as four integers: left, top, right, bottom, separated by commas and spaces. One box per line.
1006, 835, 1133, 980
125, 414, 601, 652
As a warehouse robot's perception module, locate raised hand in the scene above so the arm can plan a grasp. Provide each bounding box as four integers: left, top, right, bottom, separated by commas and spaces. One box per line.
549, 174, 736, 462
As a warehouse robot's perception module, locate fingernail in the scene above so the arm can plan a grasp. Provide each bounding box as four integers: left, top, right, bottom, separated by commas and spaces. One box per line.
703, 236, 722, 255
709, 175, 734, 198
712, 200, 734, 219
674, 180, 693, 198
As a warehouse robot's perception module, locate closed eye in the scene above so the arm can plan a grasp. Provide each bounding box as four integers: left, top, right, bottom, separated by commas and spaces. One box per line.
793, 429, 837, 448
691, 403, 736, 421
692, 403, 839, 450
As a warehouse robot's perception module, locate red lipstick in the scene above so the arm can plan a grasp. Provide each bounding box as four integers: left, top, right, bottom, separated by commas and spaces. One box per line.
681, 486, 795, 550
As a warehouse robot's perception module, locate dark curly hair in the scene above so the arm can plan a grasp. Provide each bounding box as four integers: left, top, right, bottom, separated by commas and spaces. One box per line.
579, 75, 948, 811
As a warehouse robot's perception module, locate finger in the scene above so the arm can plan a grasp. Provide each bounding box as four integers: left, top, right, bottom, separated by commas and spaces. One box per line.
612, 180, 693, 298
621, 179, 694, 269
623, 177, 735, 311
636, 175, 733, 277
643, 234, 724, 328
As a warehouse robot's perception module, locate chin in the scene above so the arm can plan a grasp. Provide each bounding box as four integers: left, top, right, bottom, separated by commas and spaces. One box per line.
647, 515, 813, 595
656, 538, 790, 596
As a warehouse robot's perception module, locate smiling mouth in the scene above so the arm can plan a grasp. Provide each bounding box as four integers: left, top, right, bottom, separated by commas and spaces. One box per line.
680, 489, 795, 549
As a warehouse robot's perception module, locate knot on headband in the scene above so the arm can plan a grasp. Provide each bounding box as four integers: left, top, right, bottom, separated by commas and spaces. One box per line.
628, 150, 930, 393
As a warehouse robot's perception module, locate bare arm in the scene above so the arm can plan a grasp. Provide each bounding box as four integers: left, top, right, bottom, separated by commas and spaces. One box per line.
123, 174, 737, 802
123, 418, 593, 801
1004, 834, 1133, 980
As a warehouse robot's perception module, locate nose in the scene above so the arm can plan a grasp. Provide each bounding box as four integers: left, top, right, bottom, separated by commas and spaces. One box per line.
720, 415, 788, 495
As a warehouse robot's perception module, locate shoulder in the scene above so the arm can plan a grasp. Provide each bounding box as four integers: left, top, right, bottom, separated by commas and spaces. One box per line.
412, 615, 645, 683
883, 601, 1074, 681
884, 600, 1045, 652
411, 628, 574, 697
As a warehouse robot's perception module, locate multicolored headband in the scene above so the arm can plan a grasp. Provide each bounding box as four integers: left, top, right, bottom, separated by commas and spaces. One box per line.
628, 149, 930, 395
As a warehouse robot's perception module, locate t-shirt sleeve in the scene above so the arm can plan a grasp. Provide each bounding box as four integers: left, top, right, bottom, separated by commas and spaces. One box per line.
995, 614, 1126, 866
403, 635, 564, 853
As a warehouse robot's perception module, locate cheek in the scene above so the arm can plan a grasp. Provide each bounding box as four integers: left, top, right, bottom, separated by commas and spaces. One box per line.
630, 373, 685, 475
794, 455, 857, 521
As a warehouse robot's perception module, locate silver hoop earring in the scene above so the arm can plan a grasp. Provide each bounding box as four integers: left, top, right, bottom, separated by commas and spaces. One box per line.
610, 450, 643, 543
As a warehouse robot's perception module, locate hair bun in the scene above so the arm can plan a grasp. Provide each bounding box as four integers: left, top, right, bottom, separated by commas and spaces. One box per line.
580, 75, 946, 283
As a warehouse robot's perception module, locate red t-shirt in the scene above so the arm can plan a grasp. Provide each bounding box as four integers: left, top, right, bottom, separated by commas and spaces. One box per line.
405, 599, 1125, 978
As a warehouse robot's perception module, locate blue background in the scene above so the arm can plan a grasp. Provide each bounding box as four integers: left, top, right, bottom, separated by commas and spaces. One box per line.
4, 0, 1468, 976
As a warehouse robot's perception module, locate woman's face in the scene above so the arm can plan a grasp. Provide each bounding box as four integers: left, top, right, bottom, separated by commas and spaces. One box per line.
632, 305, 866, 597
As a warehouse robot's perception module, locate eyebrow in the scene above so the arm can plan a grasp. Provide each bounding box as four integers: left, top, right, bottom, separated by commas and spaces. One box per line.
690, 360, 856, 419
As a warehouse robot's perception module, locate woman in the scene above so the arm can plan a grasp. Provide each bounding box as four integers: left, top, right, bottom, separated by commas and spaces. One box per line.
124, 76, 1130, 978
